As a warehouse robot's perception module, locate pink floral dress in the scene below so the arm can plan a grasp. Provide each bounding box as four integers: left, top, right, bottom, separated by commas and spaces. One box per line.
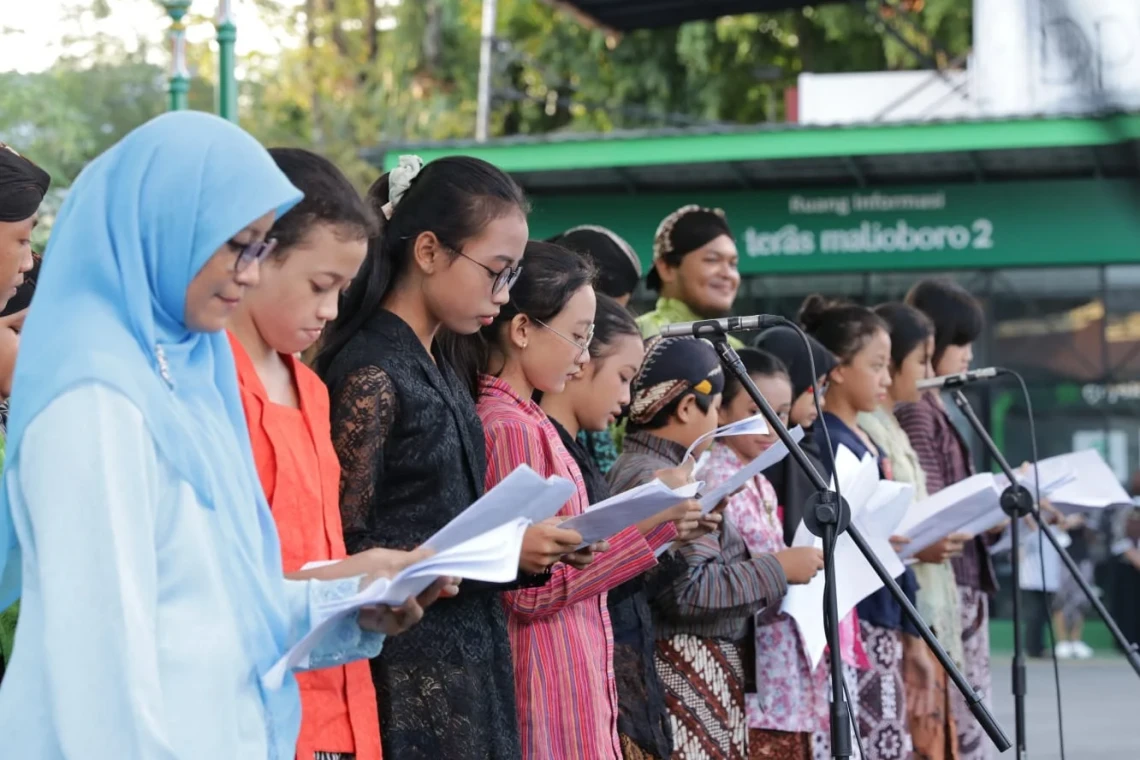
702, 442, 831, 736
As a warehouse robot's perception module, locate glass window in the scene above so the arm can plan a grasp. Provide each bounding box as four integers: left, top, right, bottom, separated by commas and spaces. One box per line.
987, 267, 1104, 382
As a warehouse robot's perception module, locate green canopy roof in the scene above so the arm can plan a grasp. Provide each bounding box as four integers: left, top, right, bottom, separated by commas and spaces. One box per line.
364, 114, 1140, 193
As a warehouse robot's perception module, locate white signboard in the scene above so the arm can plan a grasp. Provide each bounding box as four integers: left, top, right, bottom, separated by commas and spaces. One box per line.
973, 0, 1140, 116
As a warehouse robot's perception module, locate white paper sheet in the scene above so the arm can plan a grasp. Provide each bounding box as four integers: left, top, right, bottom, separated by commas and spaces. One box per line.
1033, 449, 1132, 511
695, 426, 804, 513
558, 480, 701, 546
780, 445, 913, 667
265, 518, 531, 689
422, 464, 576, 552
894, 473, 1002, 558
682, 413, 770, 462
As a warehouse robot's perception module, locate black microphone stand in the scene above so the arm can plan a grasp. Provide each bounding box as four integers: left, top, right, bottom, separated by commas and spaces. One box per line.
703, 329, 1010, 759
951, 387, 1140, 759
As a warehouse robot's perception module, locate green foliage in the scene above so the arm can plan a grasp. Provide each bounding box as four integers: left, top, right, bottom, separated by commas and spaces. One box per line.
2, 0, 974, 213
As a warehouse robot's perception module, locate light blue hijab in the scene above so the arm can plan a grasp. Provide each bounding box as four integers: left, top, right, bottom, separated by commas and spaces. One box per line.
0, 111, 305, 756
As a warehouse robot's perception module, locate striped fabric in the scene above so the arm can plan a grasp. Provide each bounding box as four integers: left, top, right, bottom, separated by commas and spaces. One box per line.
895, 393, 996, 594
617, 431, 787, 642
477, 375, 675, 760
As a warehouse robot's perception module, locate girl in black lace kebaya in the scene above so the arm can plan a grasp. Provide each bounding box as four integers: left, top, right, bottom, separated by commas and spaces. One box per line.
316, 156, 585, 759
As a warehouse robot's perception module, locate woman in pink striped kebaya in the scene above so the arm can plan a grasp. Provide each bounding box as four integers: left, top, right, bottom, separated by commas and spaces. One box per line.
445, 240, 698, 760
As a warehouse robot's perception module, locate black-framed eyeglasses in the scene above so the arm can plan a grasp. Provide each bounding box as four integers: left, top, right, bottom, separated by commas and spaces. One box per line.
233, 238, 278, 272
535, 319, 594, 363
455, 250, 522, 295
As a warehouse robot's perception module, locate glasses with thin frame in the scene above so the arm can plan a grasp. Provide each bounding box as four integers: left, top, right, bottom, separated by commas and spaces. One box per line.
455, 250, 522, 295
535, 319, 594, 363
232, 238, 278, 272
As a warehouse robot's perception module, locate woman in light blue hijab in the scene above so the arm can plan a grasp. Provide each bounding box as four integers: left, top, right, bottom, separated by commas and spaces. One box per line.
0, 112, 431, 758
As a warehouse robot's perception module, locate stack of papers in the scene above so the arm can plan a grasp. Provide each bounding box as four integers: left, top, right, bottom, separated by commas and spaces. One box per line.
782, 444, 913, 666
263, 465, 575, 689
683, 413, 770, 462
895, 473, 1003, 558
695, 426, 804, 513
558, 479, 702, 547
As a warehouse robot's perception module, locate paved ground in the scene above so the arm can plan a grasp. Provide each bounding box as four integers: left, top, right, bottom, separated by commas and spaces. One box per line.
987, 656, 1140, 759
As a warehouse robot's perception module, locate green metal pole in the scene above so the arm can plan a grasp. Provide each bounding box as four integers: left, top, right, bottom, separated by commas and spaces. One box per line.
216, 0, 238, 122
160, 1, 192, 111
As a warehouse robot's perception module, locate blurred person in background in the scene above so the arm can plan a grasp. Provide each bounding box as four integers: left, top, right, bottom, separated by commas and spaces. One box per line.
0, 145, 47, 312
1050, 512, 1096, 659
1110, 477, 1140, 652
638, 205, 743, 348
549, 225, 642, 308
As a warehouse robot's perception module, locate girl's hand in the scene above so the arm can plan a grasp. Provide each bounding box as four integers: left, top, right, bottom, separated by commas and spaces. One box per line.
561, 541, 609, 571
520, 520, 583, 574
888, 535, 911, 553
914, 533, 968, 564
775, 546, 824, 584
654, 459, 695, 490
358, 576, 459, 635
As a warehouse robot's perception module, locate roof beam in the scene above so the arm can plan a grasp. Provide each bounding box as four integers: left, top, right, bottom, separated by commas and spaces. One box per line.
368, 115, 1140, 173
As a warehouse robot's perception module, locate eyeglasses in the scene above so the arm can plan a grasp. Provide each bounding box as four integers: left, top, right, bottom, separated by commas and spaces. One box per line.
535, 319, 594, 363
233, 238, 278, 272
815, 380, 830, 398
456, 250, 522, 295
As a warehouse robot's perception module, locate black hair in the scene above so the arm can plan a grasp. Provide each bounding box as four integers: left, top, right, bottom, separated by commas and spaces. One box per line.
589, 293, 640, 360
267, 148, 378, 255
315, 155, 527, 376
873, 302, 934, 371
905, 278, 984, 368
797, 294, 888, 363
445, 240, 596, 397
722, 347, 790, 405
548, 226, 641, 300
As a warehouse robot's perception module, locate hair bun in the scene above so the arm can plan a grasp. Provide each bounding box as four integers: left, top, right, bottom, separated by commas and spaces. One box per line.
797, 293, 833, 332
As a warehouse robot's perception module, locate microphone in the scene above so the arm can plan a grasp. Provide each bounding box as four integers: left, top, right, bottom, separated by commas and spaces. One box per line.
916, 367, 1000, 391
658, 314, 785, 338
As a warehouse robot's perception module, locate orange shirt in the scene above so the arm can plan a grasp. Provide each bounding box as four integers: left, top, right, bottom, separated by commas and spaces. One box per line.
230, 334, 382, 760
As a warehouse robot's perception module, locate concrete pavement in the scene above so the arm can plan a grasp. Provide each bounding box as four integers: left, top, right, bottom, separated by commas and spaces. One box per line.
984, 656, 1139, 759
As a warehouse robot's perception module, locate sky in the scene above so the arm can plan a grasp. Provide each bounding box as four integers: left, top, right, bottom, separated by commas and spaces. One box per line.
0, 0, 287, 74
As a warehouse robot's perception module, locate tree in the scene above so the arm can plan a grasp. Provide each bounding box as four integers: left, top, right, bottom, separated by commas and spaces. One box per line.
2, 0, 975, 207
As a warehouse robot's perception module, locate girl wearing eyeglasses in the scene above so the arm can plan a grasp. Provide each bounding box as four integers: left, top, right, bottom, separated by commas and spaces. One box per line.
449, 241, 691, 760
0, 113, 431, 759
317, 158, 584, 760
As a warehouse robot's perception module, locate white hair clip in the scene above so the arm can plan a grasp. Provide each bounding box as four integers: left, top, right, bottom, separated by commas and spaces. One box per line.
382, 154, 425, 220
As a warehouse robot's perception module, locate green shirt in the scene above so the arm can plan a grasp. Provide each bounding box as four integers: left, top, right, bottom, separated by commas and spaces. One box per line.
636, 297, 744, 349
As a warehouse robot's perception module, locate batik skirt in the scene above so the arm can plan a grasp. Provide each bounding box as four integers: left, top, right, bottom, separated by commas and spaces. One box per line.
854, 622, 911, 760
749, 729, 812, 760
906, 648, 958, 760
949, 587, 992, 760
656, 634, 747, 760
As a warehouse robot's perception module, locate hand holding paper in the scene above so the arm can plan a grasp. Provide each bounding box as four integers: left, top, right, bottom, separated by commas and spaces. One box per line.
521, 520, 586, 573
265, 517, 533, 689
558, 480, 702, 547
695, 426, 804, 514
